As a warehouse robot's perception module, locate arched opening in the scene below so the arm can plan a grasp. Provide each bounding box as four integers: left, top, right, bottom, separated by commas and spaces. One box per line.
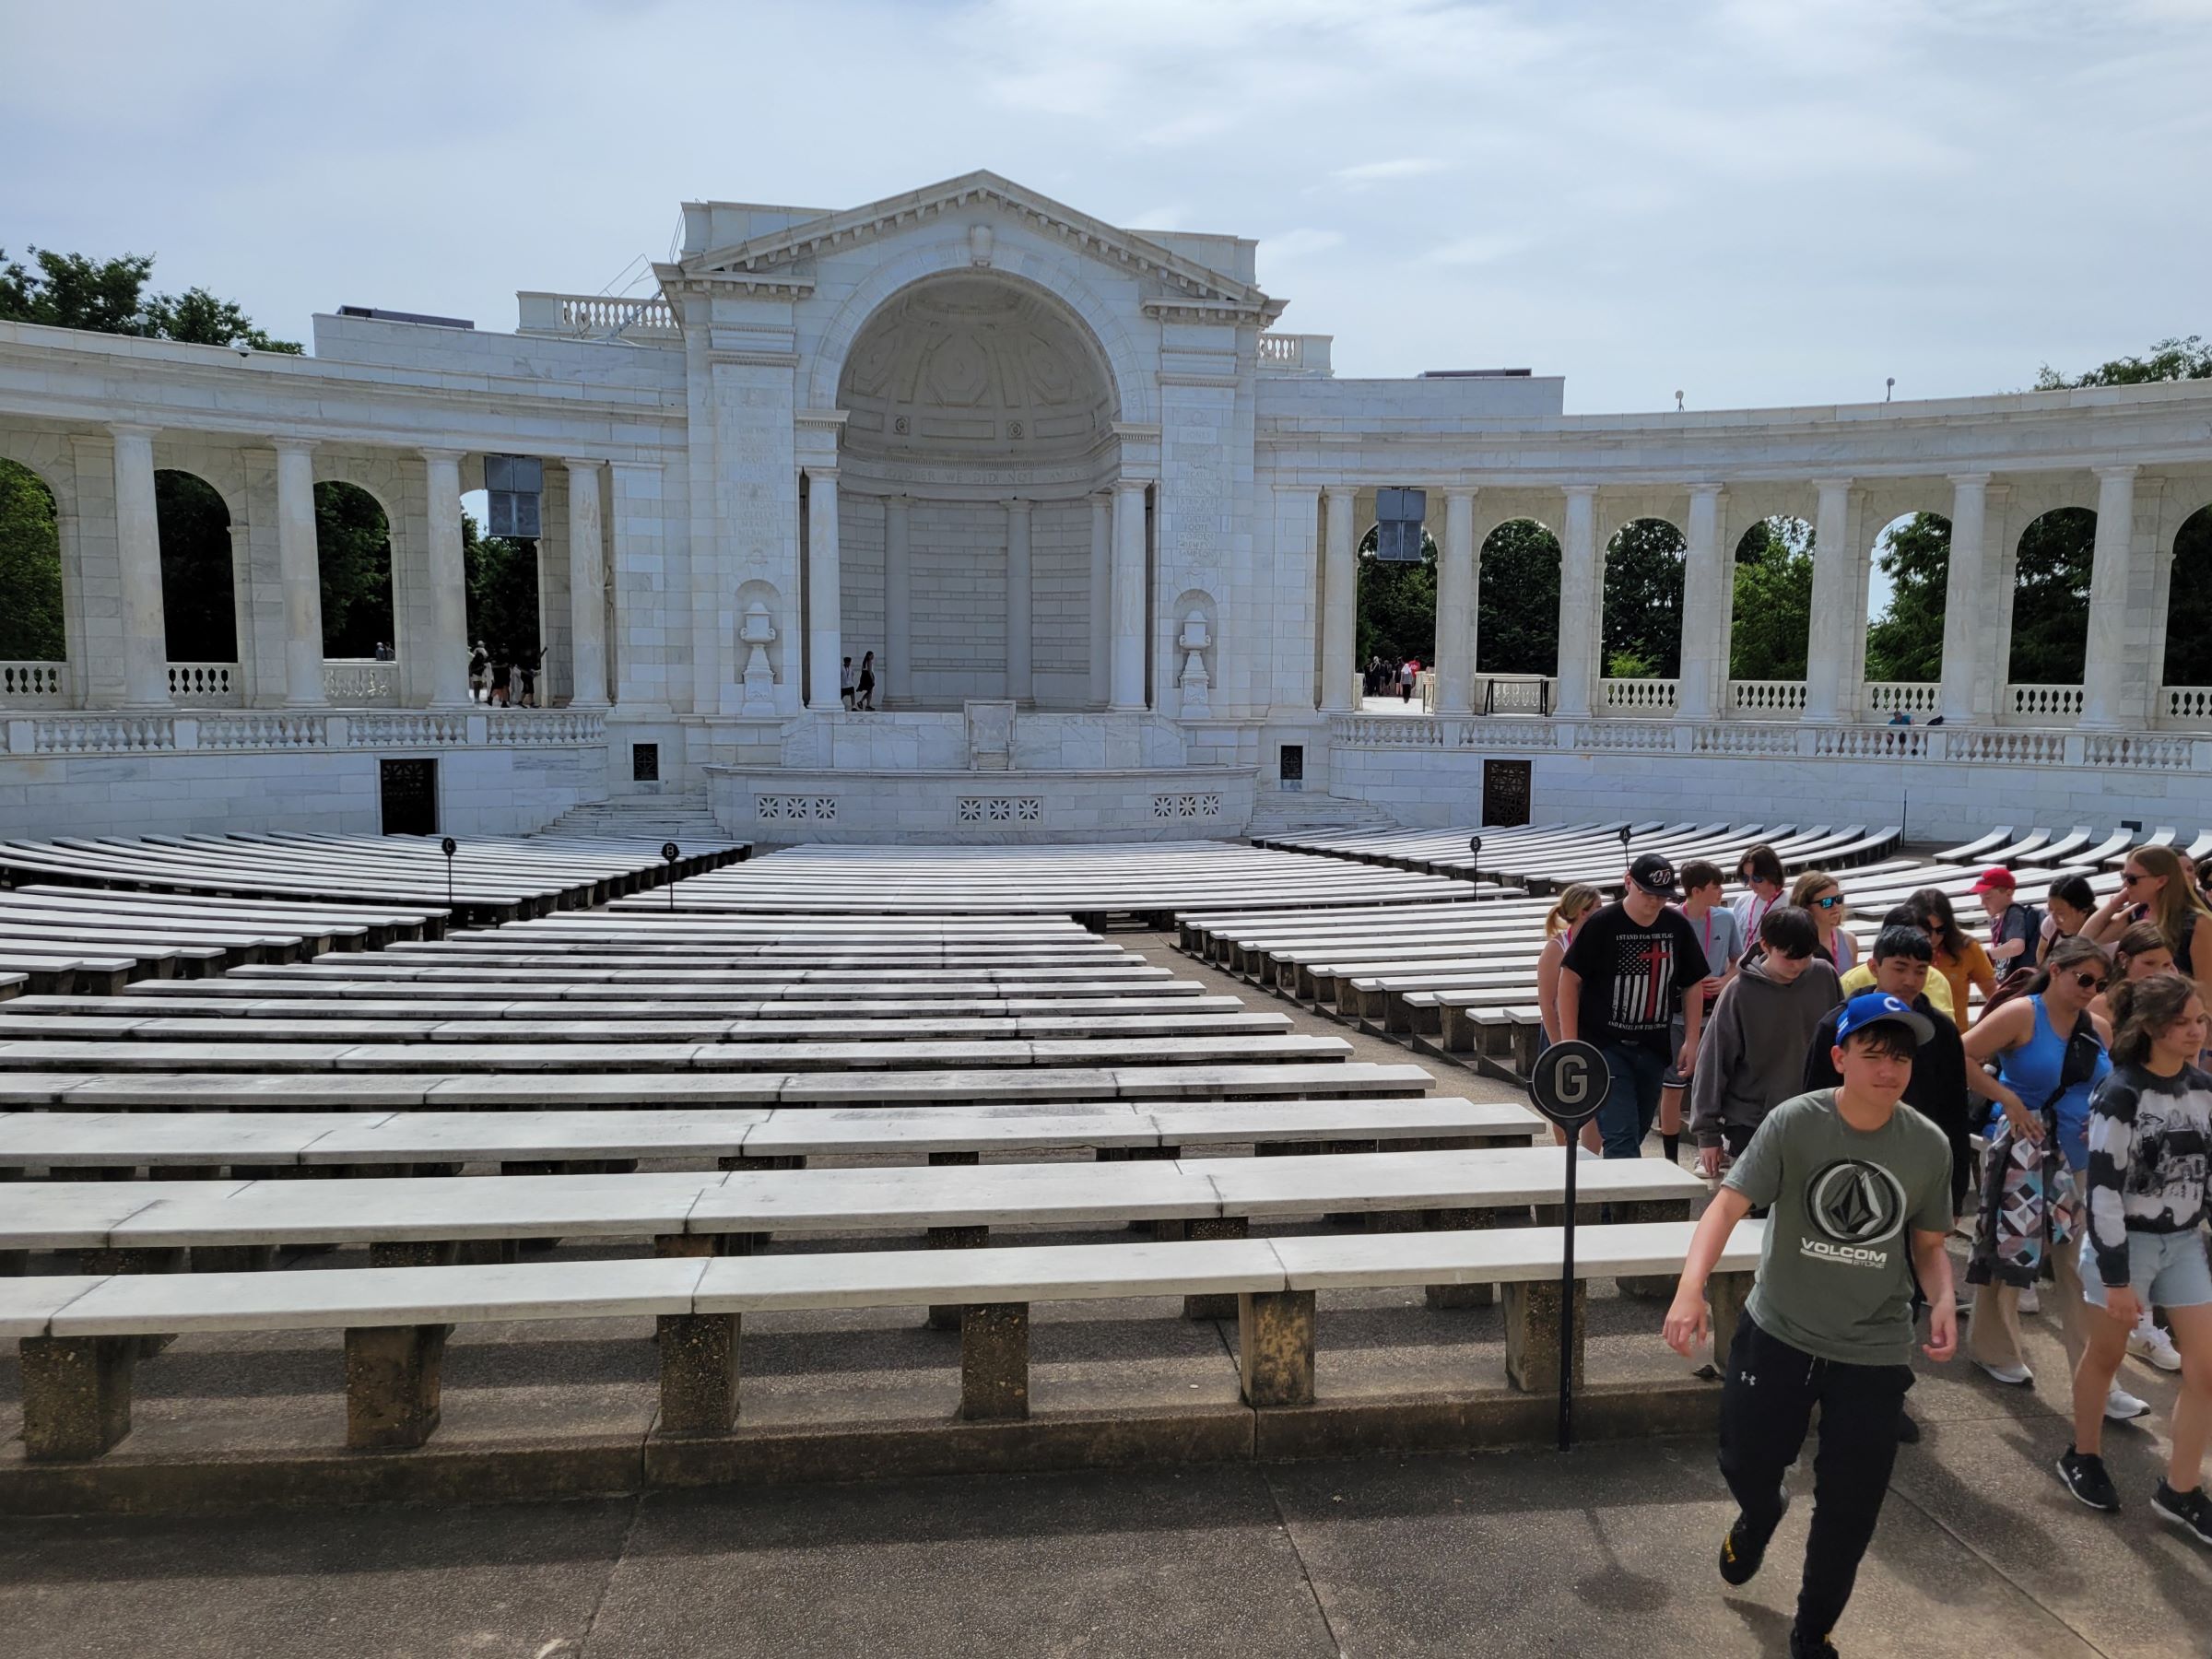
0, 458, 65, 693
2007, 506, 2096, 690
2160, 503, 2212, 713
314, 480, 396, 660
834, 273, 1118, 711
1478, 517, 1561, 675
1356, 521, 1436, 703
1602, 517, 1685, 681
462, 491, 543, 706
153, 469, 235, 665
1865, 512, 1949, 717
1729, 516, 1815, 695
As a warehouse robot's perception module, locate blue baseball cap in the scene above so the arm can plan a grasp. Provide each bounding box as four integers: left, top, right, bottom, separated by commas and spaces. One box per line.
1833, 991, 1935, 1046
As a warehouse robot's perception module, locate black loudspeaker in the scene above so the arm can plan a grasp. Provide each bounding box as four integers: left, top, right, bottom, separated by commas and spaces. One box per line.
1373, 487, 1427, 562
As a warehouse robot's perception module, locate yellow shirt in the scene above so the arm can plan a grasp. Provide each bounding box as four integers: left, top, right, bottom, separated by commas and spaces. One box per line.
1838, 961, 1956, 1018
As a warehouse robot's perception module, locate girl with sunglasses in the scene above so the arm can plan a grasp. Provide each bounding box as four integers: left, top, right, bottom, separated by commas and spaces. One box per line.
2087, 844, 2212, 1008
1789, 869, 1856, 971
1961, 937, 2136, 1415
1909, 887, 1995, 1032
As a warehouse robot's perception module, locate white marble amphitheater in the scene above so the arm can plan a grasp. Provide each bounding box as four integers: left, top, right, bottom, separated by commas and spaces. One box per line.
3, 169, 2210, 844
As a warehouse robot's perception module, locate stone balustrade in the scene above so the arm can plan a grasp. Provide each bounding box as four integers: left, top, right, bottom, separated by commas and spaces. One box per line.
1863, 681, 1939, 717
1478, 675, 1554, 716
1727, 679, 1809, 719
0, 662, 66, 703
0, 708, 606, 758
322, 659, 401, 705
165, 663, 241, 705
1600, 677, 1678, 714
514, 290, 679, 339
2160, 686, 2212, 725
1255, 333, 1333, 375
2006, 683, 2087, 722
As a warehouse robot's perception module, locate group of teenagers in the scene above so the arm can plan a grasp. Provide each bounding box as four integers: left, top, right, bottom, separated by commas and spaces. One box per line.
1532, 843, 2212, 1657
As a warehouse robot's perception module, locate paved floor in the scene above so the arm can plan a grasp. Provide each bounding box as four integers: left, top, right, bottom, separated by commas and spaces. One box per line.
5, 933, 2206, 1654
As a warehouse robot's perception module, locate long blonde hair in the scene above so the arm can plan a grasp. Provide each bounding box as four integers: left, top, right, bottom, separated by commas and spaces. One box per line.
1789, 869, 1841, 919
2128, 844, 2212, 959
1545, 883, 1601, 941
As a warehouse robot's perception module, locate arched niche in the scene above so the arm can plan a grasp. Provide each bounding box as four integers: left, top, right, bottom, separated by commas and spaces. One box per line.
1478, 518, 1561, 677
153, 469, 236, 662
314, 479, 396, 659
0, 456, 65, 672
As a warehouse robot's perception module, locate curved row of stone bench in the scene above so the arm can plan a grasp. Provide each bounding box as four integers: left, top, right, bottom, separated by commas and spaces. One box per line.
2, 1217, 1758, 1460
0, 1097, 1542, 1174
15, 993, 1251, 1023
0, 1060, 1434, 1111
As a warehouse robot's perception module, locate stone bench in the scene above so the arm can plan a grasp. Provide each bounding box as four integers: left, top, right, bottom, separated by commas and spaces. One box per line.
0, 1059, 1435, 1112
0, 952, 151, 997
6, 884, 437, 946
114, 974, 1212, 1003
2, 1218, 1760, 1459
0, 1032, 1353, 1076
0, 1096, 1543, 1174
10, 993, 1253, 1023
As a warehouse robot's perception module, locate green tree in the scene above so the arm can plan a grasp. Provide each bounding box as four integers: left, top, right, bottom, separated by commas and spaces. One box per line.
464, 512, 543, 666
0, 458, 65, 660
1602, 517, 1685, 677
1355, 526, 1436, 670
0, 246, 300, 352
314, 480, 396, 657
2037, 335, 2212, 389
1477, 518, 1560, 676
1729, 517, 1814, 680
1864, 512, 1949, 683
154, 470, 235, 660
2006, 507, 2095, 683
2163, 507, 2212, 687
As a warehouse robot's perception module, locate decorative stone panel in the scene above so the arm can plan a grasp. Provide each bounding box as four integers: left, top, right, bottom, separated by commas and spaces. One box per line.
958, 796, 1042, 822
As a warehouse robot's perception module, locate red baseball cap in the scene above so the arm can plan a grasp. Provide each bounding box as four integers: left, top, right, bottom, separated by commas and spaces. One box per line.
1970, 866, 2017, 894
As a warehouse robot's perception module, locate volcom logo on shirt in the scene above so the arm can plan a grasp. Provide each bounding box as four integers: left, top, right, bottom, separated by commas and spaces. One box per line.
1799, 1158, 1909, 1269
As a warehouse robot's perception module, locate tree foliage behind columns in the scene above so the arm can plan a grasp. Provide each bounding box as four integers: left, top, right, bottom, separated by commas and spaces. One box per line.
0, 246, 301, 352
1355, 525, 1437, 668
1477, 519, 1562, 677
0, 458, 65, 660
153, 470, 236, 660
1602, 517, 1686, 678
2006, 507, 2096, 684
464, 512, 543, 667
314, 481, 395, 658
1864, 513, 1949, 683
1729, 517, 1814, 680
2160, 505, 2212, 688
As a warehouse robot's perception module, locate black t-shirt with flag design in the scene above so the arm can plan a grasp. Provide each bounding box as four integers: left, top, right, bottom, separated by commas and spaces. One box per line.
1560, 900, 1708, 1054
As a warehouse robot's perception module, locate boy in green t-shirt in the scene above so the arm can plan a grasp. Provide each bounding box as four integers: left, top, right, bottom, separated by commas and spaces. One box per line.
1665, 992, 1958, 1659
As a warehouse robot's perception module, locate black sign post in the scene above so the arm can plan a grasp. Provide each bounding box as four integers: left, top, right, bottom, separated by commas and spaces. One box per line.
662, 842, 681, 912
1526, 1038, 1606, 1453
440, 836, 458, 912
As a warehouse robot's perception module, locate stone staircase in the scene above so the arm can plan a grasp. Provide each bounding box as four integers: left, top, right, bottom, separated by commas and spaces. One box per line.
1242, 790, 1401, 842
535, 791, 735, 846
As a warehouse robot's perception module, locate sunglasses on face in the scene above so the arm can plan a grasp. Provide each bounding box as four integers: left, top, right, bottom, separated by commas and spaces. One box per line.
2071, 970, 2108, 993
1812, 895, 1846, 910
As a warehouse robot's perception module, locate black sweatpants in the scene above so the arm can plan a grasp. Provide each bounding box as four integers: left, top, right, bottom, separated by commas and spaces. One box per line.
1717, 1312, 1912, 1643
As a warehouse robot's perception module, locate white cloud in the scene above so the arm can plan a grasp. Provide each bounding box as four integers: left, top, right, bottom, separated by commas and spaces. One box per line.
1329, 158, 1447, 183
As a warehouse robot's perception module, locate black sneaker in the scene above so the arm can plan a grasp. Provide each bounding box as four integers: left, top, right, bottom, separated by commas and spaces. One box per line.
2056, 1447, 2122, 1512
1897, 1412, 1921, 1445
1788, 1628, 1840, 1659
1719, 1488, 1789, 1586
2150, 1481, 2212, 1545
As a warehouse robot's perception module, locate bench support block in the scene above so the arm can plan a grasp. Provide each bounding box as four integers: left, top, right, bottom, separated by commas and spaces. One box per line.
926, 1223, 989, 1331
1422, 1207, 1495, 1309
658, 1312, 740, 1434
1183, 1218, 1249, 1320
345, 1324, 448, 1451
1611, 1200, 1694, 1298
191, 1243, 276, 1274
1504, 1279, 1587, 1394
20, 1335, 136, 1461
959, 1302, 1030, 1421
1238, 1288, 1316, 1408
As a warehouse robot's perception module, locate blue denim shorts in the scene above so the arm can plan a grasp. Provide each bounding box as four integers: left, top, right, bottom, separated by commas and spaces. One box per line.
2080, 1229, 2212, 1311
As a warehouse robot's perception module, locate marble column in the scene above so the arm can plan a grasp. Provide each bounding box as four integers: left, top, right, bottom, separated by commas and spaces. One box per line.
1433, 488, 1477, 716
1802, 478, 1856, 724
1553, 486, 1600, 720
1088, 493, 1112, 709
272, 440, 327, 707
1320, 486, 1357, 712
1109, 477, 1147, 711
109, 423, 169, 707
561, 459, 609, 708
884, 495, 912, 709
1005, 497, 1032, 704
419, 450, 473, 708
1675, 484, 1727, 721
806, 467, 842, 711
2079, 464, 2139, 729
1936, 474, 1990, 724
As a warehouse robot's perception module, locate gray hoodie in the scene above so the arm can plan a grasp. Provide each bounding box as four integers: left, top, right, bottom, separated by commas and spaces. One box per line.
1689, 953, 1843, 1147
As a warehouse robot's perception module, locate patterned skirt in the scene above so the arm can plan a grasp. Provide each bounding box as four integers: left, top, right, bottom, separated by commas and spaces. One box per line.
1964, 1111, 2079, 1290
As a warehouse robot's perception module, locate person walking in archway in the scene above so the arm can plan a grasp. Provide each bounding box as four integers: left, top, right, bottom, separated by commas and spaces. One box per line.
856, 651, 877, 712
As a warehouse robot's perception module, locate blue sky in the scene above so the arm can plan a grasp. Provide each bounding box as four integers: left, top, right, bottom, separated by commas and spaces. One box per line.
5, 0, 2206, 416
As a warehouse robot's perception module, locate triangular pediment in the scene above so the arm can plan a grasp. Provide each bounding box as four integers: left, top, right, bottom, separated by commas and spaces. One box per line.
671, 171, 1277, 317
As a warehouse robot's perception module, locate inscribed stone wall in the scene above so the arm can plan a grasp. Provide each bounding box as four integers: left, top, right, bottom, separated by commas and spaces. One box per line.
910, 500, 1006, 703
838, 493, 887, 675
1030, 498, 1090, 705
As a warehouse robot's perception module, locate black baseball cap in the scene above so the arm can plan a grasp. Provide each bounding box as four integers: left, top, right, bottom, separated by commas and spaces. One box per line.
1628, 853, 1679, 897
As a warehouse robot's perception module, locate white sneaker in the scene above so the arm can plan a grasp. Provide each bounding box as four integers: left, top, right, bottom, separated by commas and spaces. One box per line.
2106, 1385, 2152, 1422
2130, 1316, 2183, 1372
1976, 1359, 2035, 1386
2018, 1286, 2041, 1314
